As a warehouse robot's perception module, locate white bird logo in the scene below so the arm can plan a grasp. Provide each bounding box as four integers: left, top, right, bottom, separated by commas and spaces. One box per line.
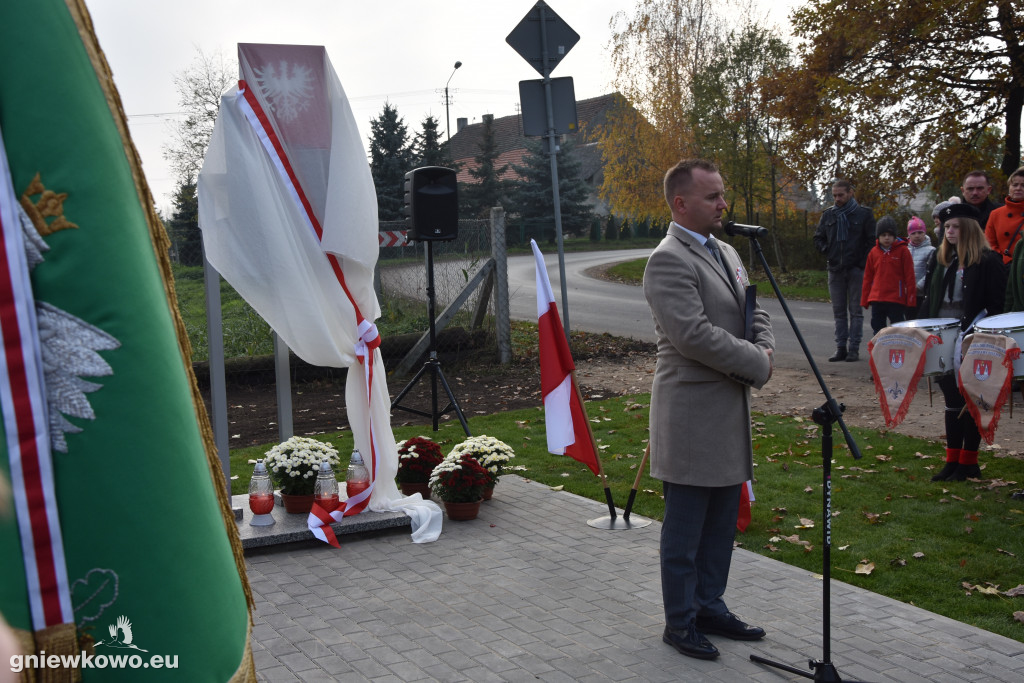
99, 615, 148, 652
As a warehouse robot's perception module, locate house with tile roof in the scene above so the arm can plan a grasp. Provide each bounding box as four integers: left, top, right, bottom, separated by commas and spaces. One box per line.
448, 92, 628, 217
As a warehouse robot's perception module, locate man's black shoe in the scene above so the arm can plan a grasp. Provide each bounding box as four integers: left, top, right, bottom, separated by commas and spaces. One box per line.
662, 625, 719, 660
695, 612, 766, 641
845, 349, 859, 362
828, 348, 847, 362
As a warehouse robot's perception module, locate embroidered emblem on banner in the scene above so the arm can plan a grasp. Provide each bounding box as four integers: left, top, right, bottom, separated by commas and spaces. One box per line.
958, 332, 1020, 444
868, 326, 938, 428
973, 359, 991, 381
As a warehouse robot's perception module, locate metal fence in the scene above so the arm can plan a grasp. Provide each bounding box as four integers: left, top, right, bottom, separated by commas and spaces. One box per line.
188, 211, 510, 453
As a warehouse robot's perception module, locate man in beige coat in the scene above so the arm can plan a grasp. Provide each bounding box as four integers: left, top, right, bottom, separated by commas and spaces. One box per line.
643, 159, 774, 660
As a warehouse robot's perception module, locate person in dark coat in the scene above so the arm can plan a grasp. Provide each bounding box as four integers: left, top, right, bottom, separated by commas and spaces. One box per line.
960, 170, 1002, 231
926, 203, 1007, 482
813, 179, 876, 362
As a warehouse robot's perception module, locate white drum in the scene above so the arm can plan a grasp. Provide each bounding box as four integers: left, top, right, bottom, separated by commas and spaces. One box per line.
974, 312, 1024, 379
892, 318, 959, 376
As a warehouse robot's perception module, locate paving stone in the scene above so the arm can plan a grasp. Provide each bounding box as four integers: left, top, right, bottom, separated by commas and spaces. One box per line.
245, 475, 1024, 682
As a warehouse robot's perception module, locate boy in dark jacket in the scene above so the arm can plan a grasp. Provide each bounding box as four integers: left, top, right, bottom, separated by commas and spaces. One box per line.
861, 216, 916, 335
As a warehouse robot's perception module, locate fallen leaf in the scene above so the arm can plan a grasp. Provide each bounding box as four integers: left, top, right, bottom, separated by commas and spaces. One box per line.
838, 544, 850, 551
796, 518, 815, 528
863, 511, 882, 524
890, 557, 906, 567
1002, 585, 1024, 597
804, 486, 814, 493
1014, 611, 1024, 624
965, 512, 982, 521
855, 561, 875, 575
961, 582, 1001, 596
875, 455, 892, 462
764, 544, 779, 552
549, 485, 564, 491
913, 552, 925, 559
997, 548, 1016, 558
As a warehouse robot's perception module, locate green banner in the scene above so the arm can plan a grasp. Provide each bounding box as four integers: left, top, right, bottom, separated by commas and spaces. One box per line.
0, 1, 252, 680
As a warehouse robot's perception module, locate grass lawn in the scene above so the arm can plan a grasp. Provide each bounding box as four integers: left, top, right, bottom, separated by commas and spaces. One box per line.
230, 396, 1024, 644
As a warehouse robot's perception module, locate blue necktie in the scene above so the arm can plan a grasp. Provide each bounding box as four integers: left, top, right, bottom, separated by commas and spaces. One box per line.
705, 236, 731, 279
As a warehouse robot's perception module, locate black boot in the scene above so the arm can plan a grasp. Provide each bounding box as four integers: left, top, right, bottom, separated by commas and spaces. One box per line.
845, 347, 859, 362
930, 461, 959, 481
828, 347, 847, 362
949, 463, 981, 481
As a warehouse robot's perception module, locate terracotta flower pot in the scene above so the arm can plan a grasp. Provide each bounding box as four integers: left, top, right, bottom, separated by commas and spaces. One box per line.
482, 483, 494, 501
280, 493, 315, 514
443, 499, 482, 521
400, 481, 432, 500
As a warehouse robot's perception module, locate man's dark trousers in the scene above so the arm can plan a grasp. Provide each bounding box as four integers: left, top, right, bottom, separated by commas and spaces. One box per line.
661, 481, 741, 628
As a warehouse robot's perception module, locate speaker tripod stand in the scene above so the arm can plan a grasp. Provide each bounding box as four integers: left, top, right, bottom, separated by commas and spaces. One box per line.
391, 241, 471, 436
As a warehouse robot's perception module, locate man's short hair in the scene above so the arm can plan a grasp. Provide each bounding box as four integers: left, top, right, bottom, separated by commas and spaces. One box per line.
832, 179, 853, 192
664, 159, 719, 207
963, 170, 992, 185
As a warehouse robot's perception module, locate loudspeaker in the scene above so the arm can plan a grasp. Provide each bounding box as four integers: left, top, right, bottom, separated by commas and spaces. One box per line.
405, 166, 458, 241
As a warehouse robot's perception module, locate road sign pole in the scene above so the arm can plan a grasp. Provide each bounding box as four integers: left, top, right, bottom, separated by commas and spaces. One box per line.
538, 3, 570, 338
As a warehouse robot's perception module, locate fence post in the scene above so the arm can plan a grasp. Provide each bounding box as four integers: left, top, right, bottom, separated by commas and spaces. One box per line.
491, 206, 511, 365
273, 333, 293, 441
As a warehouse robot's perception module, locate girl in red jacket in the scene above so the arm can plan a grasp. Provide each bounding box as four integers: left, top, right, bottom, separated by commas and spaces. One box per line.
861, 215, 917, 334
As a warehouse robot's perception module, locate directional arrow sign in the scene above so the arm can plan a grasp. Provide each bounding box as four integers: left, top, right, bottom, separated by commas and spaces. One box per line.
506, 0, 579, 77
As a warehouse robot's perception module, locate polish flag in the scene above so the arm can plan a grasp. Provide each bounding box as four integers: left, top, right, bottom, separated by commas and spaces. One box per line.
531, 240, 600, 475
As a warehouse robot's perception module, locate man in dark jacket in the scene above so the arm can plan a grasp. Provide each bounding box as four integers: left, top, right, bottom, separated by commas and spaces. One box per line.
813, 179, 876, 362
961, 170, 1002, 230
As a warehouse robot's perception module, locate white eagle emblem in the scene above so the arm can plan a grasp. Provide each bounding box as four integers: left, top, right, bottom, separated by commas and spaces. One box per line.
19, 205, 120, 453
254, 60, 315, 123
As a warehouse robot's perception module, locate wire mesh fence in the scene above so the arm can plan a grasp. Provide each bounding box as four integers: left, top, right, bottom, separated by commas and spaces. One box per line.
180, 216, 506, 447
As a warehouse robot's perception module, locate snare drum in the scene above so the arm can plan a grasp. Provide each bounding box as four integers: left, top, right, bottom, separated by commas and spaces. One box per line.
973, 312, 1024, 379
892, 318, 959, 375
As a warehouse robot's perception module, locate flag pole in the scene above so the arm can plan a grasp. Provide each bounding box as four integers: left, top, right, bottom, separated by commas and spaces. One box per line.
622, 444, 650, 522
572, 371, 613, 508
577, 373, 652, 530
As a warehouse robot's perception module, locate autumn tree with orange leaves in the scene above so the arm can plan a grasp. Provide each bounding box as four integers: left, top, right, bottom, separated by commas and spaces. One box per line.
598, 0, 730, 220
780, 0, 1023, 206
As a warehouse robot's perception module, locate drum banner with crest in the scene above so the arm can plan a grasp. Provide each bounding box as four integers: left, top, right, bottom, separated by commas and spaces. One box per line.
957, 332, 1021, 444
868, 327, 939, 427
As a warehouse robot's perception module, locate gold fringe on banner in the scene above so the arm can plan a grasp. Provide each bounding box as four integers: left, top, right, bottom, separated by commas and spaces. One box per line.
13, 623, 82, 683
60, 7, 256, 683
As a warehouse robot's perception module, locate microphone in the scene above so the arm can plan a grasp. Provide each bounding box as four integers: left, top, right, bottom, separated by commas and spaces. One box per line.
724, 221, 768, 238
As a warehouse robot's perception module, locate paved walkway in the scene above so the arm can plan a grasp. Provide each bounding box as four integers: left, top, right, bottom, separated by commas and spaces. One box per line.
246, 476, 1024, 682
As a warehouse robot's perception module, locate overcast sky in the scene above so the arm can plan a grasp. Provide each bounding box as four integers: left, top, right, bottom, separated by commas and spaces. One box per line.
87, 0, 794, 214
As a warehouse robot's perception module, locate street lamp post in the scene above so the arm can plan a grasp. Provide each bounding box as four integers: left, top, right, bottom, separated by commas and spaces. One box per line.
445, 60, 462, 142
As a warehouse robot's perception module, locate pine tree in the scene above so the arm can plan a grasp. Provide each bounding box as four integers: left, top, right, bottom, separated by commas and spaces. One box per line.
368, 102, 414, 221
510, 137, 594, 237
411, 115, 452, 168
462, 114, 509, 218
168, 180, 201, 266
605, 214, 619, 241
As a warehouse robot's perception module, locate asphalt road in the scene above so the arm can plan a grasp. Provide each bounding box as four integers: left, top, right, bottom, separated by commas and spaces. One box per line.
509, 247, 869, 382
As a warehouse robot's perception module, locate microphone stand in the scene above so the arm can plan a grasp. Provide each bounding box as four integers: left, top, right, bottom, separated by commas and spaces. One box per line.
728, 224, 867, 682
